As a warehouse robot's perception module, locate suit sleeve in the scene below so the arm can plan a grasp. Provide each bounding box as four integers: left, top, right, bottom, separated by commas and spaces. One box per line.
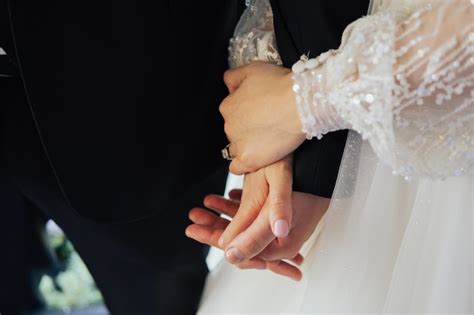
271, 0, 368, 197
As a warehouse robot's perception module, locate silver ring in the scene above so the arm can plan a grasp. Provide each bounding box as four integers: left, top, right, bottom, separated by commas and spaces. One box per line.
221, 144, 234, 161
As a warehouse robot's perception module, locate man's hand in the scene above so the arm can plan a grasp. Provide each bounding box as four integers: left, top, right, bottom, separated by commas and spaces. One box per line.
186, 191, 330, 280
220, 62, 305, 175
185, 194, 304, 281
225, 190, 329, 263
186, 156, 301, 281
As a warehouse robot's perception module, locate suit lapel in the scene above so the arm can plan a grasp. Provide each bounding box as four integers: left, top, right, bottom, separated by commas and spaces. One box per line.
0, 0, 18, 77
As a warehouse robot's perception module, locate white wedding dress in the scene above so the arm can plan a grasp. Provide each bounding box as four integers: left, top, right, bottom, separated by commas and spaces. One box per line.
199, 0, 473, 313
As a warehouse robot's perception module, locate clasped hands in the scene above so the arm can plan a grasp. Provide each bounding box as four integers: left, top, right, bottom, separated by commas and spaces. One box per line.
186, 62, 328, 280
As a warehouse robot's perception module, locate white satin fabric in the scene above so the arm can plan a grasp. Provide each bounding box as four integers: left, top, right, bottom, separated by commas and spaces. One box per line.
198, 0, 473, 313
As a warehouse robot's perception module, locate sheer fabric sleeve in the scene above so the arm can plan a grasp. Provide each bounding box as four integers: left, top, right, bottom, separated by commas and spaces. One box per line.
292, 0, 474, 178
228, 0, 282, 68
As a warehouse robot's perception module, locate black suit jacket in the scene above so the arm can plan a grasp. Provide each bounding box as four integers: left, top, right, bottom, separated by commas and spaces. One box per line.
273, 0, 369, 197
2, 0, 367, 223
3, 1, 244, 221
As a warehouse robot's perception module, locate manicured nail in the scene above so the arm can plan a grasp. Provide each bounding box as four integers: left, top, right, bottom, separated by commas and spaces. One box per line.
218, 236, 224, 248
225, 247, 243, 264
273, 219, 289, 237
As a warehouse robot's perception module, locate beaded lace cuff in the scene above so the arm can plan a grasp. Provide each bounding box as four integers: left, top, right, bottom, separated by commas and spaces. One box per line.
292, 54, 350, 140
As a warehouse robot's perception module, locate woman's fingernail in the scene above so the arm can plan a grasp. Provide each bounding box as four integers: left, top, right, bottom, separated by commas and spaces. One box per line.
273, 219, 289, 237
218, 236, 224, 248
225, 247, 243, 264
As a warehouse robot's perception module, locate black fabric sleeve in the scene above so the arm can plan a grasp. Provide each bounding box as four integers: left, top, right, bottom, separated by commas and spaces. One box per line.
271, 0, 368, 197
292, 131, 348, 198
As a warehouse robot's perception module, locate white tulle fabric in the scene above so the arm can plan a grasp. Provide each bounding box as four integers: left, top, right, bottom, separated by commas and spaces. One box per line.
198, 0, 473, 313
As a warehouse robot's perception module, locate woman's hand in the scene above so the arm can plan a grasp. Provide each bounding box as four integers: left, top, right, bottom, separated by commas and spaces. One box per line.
187, 156, 303, 281
220, 62, 305, 174
185, 194, 304, 281
224, 190, 329, 264
186, 190, 330, 280
218, 155, 294, 252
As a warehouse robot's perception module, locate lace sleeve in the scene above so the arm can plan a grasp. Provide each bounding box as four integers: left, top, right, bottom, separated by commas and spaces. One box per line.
292, 0, 474, 178
228, 0, 282, 68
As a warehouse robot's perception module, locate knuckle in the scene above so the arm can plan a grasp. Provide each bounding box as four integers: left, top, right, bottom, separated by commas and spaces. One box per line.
268, 195, 291, 208
239, 152, 257, 173
239, 149, 249, 161
261, 244, 298, 261
219, 101, 228, 115
231, 163, 245, 176
229, 163, 238, 175
223, 69, 233, 83
259, 251, 276, 261
223, 123, 231, 136
242, 236, 265, 258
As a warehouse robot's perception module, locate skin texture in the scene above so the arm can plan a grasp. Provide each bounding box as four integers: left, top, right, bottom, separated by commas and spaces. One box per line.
186, 62, 330, 280
186, 192, 304, 281
220, 62, 306, 175
186, 189, 330, 280
218, 156, 294, 253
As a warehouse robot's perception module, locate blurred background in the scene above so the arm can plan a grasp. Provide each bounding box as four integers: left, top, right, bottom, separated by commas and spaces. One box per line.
35, 221, 106, 314
0, 174, 243, 315
0, 211, 107, 315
